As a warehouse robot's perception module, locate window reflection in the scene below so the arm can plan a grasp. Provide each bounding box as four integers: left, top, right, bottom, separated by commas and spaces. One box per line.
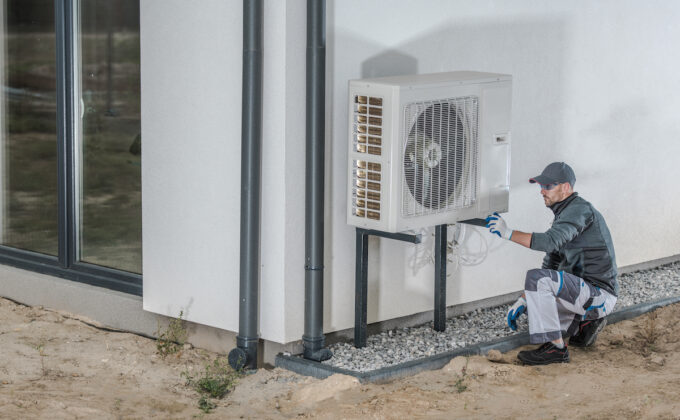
78, 0, 141, 273
1, 0, 58, 255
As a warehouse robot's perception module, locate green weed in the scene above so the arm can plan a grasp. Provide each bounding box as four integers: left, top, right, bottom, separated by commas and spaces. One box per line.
453, 357, 469, 393
197, 396, 216, 413
183, 357, 242, 413
156, 311, 188, 358
454, 376, 468, 393
644, 311, 659, 345
35, 340, 47, 377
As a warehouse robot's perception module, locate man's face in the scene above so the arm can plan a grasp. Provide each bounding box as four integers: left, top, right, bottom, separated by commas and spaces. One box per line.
540, 182, 572, 206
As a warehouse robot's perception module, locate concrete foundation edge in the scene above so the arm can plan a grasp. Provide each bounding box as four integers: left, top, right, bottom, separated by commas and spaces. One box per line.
0, 265, 239, 356
275, 294, 680, 383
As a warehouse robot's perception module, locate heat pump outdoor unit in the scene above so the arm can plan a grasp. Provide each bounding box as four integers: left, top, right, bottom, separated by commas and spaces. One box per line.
347, 71, 512, 233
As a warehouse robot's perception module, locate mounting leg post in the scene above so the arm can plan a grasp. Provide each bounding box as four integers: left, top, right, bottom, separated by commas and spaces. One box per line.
353, 228, 421, 348
354, 229, 369, 348
434, 224, 447, 332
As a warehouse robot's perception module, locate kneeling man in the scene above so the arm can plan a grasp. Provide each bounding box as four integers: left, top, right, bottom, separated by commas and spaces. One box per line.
486, 162, 618, 365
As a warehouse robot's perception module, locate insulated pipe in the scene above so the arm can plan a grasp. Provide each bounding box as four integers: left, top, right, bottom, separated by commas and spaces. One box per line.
302, 0, 332, 362
229, 0, 263, 371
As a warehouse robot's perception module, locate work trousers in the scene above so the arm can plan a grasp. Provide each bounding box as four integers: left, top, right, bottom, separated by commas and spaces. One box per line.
524, 268, 617, 344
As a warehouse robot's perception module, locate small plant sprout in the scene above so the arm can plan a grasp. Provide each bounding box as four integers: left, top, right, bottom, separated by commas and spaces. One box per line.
643, 310, 660, 352
156, 310, 188, 358
182, 356, 243, 413
35, 340, 48, 377
453, 357, 469, 393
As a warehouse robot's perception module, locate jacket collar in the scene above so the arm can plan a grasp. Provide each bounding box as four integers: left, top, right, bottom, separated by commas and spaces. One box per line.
549, 192, 578, 216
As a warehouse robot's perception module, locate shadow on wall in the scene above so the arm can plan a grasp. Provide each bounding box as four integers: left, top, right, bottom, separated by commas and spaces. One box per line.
325, 16, 568, 332
361, 49, 418, 79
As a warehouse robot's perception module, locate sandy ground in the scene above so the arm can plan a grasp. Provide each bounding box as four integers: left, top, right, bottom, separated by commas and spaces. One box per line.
1, 297, 679, 419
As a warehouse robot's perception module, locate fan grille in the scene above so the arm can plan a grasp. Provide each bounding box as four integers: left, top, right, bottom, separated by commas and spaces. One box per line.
401, 96, 479, 217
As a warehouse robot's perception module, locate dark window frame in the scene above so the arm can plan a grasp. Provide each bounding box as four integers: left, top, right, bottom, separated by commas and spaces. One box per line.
0, 0, 142, 296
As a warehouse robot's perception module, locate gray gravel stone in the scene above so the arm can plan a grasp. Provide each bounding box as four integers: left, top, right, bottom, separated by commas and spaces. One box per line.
321, 262, 680, 372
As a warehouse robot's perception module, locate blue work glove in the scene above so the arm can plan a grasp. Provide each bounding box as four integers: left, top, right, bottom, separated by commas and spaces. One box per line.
485, 212, 513, 240
507, 296, 527, 331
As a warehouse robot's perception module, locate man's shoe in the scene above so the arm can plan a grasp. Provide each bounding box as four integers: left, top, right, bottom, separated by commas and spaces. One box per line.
517, 342, 570, 365
570, 317, 607, 348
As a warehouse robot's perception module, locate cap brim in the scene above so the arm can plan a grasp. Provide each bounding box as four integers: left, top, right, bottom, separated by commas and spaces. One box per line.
529, 175, 556, 185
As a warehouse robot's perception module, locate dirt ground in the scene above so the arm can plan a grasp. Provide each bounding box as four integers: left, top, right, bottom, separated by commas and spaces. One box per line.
1, 297, 679, 419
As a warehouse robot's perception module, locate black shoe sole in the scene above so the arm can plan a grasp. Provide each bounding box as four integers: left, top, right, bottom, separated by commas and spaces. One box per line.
568, 338, 586, 347
517, 353, 570, 365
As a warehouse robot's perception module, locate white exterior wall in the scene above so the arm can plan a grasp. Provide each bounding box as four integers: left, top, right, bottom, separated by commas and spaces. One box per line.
141, 1, 245, 333
141, 0, 305, 343
142, 0, 680, 344
322, 0, 680, 335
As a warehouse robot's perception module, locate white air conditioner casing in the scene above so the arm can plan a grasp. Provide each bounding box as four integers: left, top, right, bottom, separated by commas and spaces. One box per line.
346, 71, 512, 233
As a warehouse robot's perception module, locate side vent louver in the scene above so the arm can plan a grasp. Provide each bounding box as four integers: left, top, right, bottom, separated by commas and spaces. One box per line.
353, 95, 383, 156
352, 95, 384, 221
352, 160, 381, 220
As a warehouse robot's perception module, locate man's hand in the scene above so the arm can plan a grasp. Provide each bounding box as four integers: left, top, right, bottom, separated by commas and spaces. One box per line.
486, 212, 513, 240
507, 296, 527, 331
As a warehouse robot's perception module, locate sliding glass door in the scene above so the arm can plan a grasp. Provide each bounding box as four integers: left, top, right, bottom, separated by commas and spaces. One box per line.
0, 0, 141, 293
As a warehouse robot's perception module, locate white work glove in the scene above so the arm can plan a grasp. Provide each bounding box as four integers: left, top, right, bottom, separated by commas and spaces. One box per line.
485, 212, 513, 240
507, 296, 527, 331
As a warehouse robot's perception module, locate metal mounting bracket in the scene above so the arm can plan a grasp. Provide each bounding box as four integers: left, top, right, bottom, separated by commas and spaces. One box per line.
354, 226, 448, 348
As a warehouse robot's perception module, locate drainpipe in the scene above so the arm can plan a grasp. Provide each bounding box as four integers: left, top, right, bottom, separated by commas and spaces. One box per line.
228, 0, 263, 371
302, 0, 332, 362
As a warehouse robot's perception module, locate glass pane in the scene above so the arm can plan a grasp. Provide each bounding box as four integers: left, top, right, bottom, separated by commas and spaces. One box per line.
1, 0, 58, 255
78, 0, 141, 273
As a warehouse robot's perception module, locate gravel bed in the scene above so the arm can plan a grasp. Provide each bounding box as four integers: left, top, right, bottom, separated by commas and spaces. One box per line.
322, 262, 680, 372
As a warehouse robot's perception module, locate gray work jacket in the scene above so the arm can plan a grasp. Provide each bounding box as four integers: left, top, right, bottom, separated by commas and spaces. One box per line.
530, 193, 619, 296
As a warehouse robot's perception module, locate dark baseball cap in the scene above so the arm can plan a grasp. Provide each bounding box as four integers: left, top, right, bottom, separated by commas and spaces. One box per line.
529, 162, 576, 187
